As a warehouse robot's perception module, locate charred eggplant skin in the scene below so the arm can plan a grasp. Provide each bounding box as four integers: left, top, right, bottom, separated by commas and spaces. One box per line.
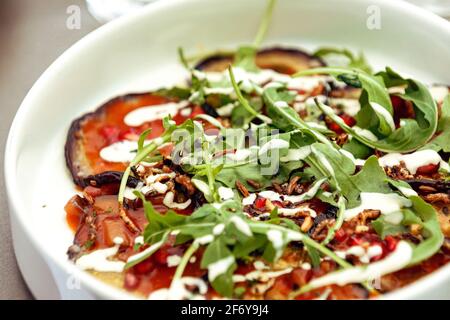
194, 46, 325, 73
65, 93, 160, 186
404, 179, 450, 194
80, 171, 141, 188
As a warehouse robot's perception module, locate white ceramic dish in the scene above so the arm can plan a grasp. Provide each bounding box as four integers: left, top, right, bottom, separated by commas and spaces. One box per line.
5, 0, 450, 299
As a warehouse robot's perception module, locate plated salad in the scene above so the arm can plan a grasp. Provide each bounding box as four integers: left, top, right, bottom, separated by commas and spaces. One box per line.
64, 0, 449, 299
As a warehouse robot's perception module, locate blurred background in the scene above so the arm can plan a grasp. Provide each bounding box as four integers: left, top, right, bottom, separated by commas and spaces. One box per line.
0, 0, 449, 300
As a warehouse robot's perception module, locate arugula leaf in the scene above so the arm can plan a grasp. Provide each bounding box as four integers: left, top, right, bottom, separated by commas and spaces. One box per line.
342, 138, 373, 159
407, 196, 444, 265
263, 86, 335, 147
234, 46, 259, 72
315, 97, 437, 153
422, 94, 450, 152
313, 47, 372, 73
201, 238, 237, 297
233, 0, 277, 71
372, 216, 406, 238
296, 66, 394, 137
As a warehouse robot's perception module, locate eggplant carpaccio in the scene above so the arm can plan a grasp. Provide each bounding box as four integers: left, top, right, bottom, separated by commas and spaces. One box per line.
63, 37, 450, 300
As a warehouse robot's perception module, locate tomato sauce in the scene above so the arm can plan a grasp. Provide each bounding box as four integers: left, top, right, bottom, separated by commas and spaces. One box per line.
80, 94, 205, 175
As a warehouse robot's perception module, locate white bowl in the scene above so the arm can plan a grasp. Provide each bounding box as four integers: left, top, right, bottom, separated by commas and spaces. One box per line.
5, 0, 450, 299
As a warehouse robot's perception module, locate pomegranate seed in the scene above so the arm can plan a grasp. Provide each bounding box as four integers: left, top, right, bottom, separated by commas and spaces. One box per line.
100, 125, 121, 144
340, 114, 356, 127
384, 236, 398, 253
326, 114, 356, 134
334, 229, 348, 243
390, 95, 404, 109
327, 122, 344, 134
349, 235, 363, 246
254, 197, 266, 209
416, 163, 439, 175
124, 273, 140, 290
134, 258, 154, 274
154, 248, 170, 265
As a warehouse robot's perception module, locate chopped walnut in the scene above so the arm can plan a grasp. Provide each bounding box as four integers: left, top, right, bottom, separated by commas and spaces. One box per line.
236, 180, 250, 197
423, 193, 450, 204
301, 216, 314, 232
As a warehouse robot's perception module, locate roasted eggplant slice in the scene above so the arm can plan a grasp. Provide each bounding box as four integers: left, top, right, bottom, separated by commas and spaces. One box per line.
194, 47, 325, 73
195, 53, 234, 72
65, 92, 189, 186
255, 47, 325, 74
80, 171, 141, 188
404, 179, 450, 194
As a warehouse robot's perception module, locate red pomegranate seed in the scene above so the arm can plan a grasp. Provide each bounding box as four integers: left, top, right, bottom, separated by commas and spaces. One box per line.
100, 125, 121, 144
416, 163, 439, 175
154, 248, 170, 265
390, 95, 404, 109
134, 258, 154, 274
349, 235, 363, 246
124, 273, 140, 290
327, 114, 356, 134
327, 122, 344, 134
334, 229, 348, 243
340, 114, 356, 127
384, 236, 398, 253
254, 197, 266, 209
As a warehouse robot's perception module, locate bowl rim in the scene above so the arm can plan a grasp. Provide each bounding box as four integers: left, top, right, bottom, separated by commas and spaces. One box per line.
4, 0, 450, 300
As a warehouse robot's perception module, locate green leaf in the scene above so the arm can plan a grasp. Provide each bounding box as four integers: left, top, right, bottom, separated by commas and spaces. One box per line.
313, 47, 372, 73
315, 97, 437, 153
372, 216, 406, 239
263, 87, 334, 147
201, 238, 237, 297
422, 94, 450, 152
342, 138, 373, 159
234, 46, 259, 72
350, 156, 391, 194
296, 66, 394, 137
407, 196, 444, 266
233, 235, 267, 258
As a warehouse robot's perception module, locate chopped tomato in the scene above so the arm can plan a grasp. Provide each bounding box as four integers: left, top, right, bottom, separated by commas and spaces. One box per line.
327, 114, 356, 134
254, 197, 266, 209
416, 163, 439, 175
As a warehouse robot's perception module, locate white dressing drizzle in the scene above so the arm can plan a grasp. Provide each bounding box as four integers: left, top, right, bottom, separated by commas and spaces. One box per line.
280, 146, 311, 162
308, 241, 412, 288
208, 256, 235, 282
378, 149, 443, 174
148, 277, 208, 300
163, 191, 191, 210
232, 267, 293, 283
218, 186, 235, 201
76, 246, 125, 273
124, 101, 189, 127
344, 192, 411, 221
229, 216, 252, 236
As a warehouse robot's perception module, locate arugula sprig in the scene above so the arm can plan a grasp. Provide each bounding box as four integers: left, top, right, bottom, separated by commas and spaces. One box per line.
295, 66, 438, 152
422, 94, 450, 153
128, 193, 352, 297
313, 47, 372, 73
118, 118, 178, 204
233, 0, 277, 71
